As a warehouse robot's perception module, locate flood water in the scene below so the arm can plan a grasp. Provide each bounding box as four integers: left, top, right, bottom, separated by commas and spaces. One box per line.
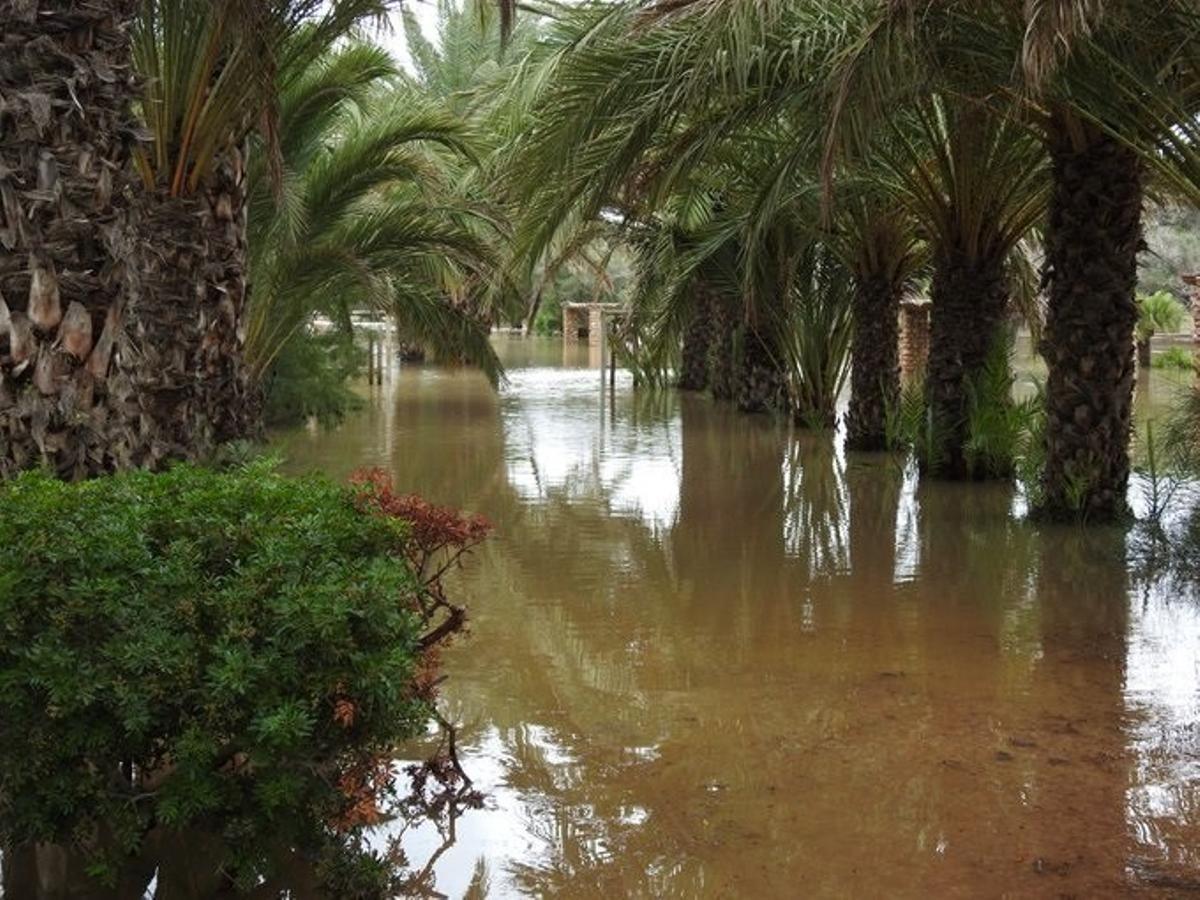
274, 336, 1200, 898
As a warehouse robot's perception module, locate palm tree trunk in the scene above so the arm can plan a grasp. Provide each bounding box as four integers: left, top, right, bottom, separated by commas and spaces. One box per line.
735, 324, 787, 414
0, 0, 142, 479
522, 283, 544, 334
845, 271, 901, 451
1136, 337, 1151, 369
677, 281, 713, 391
195, 149, 258, 444
129, 147, 259, 467
708, 289, 736, 401
924, 248, 1009, 478
1038, 117, 1141, 521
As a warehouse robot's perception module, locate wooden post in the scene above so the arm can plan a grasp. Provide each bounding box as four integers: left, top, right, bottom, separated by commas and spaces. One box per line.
598, 311, 606, 392
609, 324, 616, 391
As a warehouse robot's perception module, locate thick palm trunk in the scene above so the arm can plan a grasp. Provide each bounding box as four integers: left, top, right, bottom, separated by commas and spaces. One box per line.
677, 282, 713, 391
845, 271, 901, 451
193, 150, 258, 444
708, 289, 736, 401
735, 324, 787, 414
1038, 120, 1141, 521
0, 0, 142, 479
924, 248, 1009, 478
130, 149, 258, 466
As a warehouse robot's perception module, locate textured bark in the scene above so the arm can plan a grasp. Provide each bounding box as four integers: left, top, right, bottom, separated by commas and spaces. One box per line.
677, 281, 713, 391
707, 289, 736, 401
1136, 337, 1151, 369
0, 0, 142, 479
735, 324, 788, 415
1038, 119, 1141, 521
845, 271, 902, 451
925, 249, 1009, 478
128, 146, 259, 467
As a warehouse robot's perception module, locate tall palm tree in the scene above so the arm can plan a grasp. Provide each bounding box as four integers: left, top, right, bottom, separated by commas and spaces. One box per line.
127, 0, 388, 463
1021, 2, 1200, 519
0, 1, 143, 480
745, 146, 925, 447
905, 100, 1046, 478
864, 0, 1199, 514
838, 200, 924, 450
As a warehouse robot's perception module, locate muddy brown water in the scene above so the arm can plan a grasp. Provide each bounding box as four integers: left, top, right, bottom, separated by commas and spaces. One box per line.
273, 336, 1200, 898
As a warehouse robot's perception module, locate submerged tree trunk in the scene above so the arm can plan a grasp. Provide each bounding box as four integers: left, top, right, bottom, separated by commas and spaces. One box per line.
1038, 118, 1141, 522
0, 0, 144, 479
523, 281, 544, 334
129, 147, 259, 466
736, 324, 787, 415
845, 271, 902, 451
924, 248, 1009, 479
1136, 337, 1151, 369
677, 281, 713, 391
708, 289, 736, 401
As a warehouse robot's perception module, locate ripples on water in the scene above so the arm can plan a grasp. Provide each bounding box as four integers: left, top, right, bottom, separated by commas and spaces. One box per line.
273, 336, 1200, 897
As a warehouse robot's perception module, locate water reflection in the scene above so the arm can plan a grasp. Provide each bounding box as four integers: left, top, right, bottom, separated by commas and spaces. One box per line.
272, 336, 1200, 897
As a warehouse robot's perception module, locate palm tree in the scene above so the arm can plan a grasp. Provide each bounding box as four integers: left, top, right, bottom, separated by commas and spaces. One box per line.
127, 0, 388, 462
1135, 290, 1187, 367
873, 0, 1198, 514
910, 101, 1046, 478
244, 41, 506, 422
820, 24, 1049, 475
1025, 3, 1200, 519
838, 200, 924, 450
402, 0, 538, 111
745, 148, 925, 447
0, 1, 143, 480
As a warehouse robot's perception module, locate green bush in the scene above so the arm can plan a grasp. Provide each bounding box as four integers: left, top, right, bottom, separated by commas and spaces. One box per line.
1137, 290, 1188, 339
263, 332, 364, 428
1152, 346, 1197, 371
0, 463, 480, 895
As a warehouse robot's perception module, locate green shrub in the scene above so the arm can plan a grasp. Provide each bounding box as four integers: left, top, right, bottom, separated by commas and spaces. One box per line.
884, 334, 1041, 481
532, 289, 566, 335
0, 463, 487, 895
263, 332, 364, 428
1151, 346, 1197, 371
1136, 290, 1188, 342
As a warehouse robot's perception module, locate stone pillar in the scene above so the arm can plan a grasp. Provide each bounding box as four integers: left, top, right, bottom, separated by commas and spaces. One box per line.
898, 298, 931, 386
1184, 275, 1200, 381
562, 305, 586, 343
588, 304, 604, 350
1185, 274, 1200, 348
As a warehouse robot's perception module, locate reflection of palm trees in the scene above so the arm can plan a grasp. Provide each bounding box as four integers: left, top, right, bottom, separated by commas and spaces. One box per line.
273, 338, 1191, 896
844, 453, 903, 587
1025, 527, 1132, 891
783, 432, 849, 576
